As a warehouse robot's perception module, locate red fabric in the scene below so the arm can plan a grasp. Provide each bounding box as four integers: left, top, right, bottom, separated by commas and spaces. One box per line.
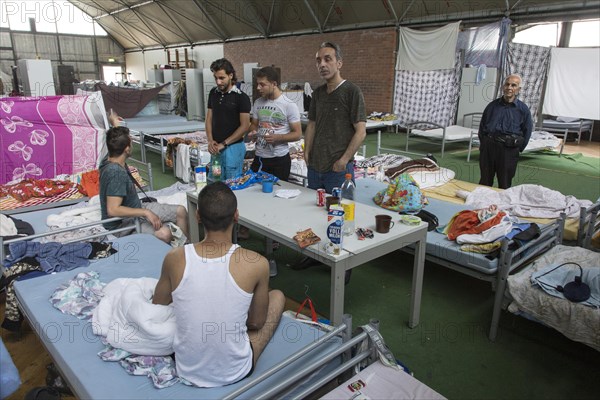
447, 210, 506, 241
1, 179, 82, 202
80, 170, 100, 197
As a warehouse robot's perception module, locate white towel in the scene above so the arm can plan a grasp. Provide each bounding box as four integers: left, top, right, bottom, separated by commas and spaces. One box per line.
0, 214, 17, 236
92, 277, 175, 356
175, 143, 191, 183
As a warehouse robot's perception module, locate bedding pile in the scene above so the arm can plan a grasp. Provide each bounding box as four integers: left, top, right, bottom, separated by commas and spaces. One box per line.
507, 245, 600, 350
461, 184, 592, 218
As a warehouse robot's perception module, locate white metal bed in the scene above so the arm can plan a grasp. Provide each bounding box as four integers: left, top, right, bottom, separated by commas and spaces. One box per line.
539, 117, 594, 144
378, 113, 482, 158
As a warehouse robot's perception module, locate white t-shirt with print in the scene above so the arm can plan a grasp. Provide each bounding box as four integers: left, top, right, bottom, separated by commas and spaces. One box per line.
251, 94, 300, 158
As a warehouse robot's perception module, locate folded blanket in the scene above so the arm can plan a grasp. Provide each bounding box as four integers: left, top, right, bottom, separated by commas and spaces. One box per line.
92, 278, 175, 356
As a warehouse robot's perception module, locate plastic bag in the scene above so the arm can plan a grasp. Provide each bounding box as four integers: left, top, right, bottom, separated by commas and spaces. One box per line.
373, 173, 426, 213
224, 170, 279, 190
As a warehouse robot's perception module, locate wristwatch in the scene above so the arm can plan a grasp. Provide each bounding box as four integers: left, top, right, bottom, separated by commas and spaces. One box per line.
221, 141, 228, 148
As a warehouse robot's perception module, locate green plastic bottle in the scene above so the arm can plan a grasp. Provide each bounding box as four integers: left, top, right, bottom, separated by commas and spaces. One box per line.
211, 154, 222, 181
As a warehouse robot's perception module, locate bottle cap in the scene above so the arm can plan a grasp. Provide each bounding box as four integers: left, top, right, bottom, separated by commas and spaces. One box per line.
345, 173, 351, 179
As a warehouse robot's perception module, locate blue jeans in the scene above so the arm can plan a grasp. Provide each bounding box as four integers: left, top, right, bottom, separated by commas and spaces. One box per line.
307, 163, 354, 194
219, 142, 246, 180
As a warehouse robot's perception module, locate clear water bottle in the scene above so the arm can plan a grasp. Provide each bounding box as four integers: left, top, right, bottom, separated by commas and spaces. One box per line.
340, 173, 355, 236
211, 154, 222, 181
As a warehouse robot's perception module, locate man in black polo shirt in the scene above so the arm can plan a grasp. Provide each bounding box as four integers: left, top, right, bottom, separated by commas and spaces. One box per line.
206, 58, 251, 180
478, 74, 533, 189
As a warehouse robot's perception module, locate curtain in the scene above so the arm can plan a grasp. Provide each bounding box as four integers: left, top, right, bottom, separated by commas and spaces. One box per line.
457, 18, 511, 68
499, 43, 551, 121
397, 22, 460, 71
543, 47, 600, 120
393, 53, 462, 127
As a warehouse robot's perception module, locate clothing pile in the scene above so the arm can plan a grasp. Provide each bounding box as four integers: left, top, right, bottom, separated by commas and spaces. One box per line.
1, 243, 115, 331
439, 205, 539, 255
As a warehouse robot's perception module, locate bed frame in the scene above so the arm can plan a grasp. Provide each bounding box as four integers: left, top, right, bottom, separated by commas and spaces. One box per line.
578, 200, 600, 250
353, 178, 565, 341
539, 118, 594, 144
378, 113, 481, 158
12, 230, 405, 399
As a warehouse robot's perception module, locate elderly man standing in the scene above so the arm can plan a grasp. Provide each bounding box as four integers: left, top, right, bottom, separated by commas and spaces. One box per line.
478, 74, 533, 189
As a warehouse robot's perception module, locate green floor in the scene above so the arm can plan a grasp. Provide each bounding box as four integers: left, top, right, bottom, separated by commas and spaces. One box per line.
138, 133, 600, 399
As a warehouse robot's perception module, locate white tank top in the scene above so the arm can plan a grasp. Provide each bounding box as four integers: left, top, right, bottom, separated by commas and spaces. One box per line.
172, 243, 253, 387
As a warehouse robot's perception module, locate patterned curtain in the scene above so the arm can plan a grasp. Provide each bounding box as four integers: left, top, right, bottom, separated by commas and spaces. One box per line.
499, 43, 551, 121
393, 53, 462, 127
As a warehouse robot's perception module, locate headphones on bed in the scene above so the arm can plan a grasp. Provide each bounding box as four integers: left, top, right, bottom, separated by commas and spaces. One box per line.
533, 262, 591, 303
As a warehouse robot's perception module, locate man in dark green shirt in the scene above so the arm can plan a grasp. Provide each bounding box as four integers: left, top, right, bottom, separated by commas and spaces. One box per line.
304, 42, 367, 193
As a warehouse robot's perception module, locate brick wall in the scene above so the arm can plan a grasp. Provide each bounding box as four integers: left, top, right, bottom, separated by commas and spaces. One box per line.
224, 27, 397, 113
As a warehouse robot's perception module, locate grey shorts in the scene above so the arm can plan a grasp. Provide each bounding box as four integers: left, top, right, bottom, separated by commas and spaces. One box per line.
116, 203, 179, 236
140, 202, 179, 234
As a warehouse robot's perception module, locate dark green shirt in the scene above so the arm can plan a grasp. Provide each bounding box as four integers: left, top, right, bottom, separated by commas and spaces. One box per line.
308, 81, 366, 173
99, 156, 140, 230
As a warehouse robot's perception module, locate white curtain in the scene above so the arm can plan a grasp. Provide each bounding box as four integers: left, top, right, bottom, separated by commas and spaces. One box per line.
543, 47, 600, 120
397, 22, 460, 71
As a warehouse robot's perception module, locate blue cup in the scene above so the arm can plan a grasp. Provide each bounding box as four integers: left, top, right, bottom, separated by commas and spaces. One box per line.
262, 179, 274, 193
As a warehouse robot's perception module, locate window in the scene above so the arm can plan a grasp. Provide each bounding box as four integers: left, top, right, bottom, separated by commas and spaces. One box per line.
569, 20, 600, 47
513, 23, 562, 47
1, 0, 106, 36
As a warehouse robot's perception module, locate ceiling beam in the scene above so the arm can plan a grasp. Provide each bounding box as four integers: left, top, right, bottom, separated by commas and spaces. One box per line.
398, 0, 417, 23
137, 2, 193, 44
87, 0, 145, 49
385, 0, 399, 24
303, 0, 323, 33
322, 0, 337, 30
113, 0, 167, 47
159, 1, 226, 41
266, 0, 276, 36
238, 0, 269, 38
92, 0, 154, 20
190, 0, 229, 40
204, 0, 266, 37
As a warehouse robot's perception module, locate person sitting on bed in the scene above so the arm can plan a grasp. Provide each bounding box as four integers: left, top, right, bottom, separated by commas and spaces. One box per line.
152, 182, 285, 387
478, 74, 533, 189
99, 112, 189, 243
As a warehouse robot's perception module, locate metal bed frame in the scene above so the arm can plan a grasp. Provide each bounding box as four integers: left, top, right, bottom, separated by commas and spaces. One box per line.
577, 200, 600, 250
401, 214, 565, 340
378, 113, 482, 159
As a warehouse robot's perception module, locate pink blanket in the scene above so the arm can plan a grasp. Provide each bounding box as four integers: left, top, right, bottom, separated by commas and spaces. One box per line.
0, 95, 105, 184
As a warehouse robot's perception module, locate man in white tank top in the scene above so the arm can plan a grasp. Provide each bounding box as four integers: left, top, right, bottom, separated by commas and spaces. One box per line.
153, 182, 285, 387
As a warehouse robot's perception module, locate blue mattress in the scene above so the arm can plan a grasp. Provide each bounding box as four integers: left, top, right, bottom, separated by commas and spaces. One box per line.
356, 179, 498, 274
14, 234, 342, 399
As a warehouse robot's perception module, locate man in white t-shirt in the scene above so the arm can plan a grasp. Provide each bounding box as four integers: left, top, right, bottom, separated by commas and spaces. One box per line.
248, 66, 302, 181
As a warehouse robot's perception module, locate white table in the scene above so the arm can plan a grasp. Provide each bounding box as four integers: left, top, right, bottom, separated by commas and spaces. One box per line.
186, 181, 427, 327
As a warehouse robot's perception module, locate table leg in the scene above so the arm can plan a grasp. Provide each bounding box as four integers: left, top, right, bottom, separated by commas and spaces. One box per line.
330, 262, 346, 326
187, 194, 200, 243
409, 235, 426, 328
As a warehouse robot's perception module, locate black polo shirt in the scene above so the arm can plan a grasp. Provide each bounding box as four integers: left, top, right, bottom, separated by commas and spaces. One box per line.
207, 86, 251, 144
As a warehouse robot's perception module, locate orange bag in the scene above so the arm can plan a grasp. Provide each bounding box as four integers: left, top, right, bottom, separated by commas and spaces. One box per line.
80, 170, 100, 197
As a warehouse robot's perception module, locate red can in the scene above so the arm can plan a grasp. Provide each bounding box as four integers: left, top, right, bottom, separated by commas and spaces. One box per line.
316, 188, 326, 206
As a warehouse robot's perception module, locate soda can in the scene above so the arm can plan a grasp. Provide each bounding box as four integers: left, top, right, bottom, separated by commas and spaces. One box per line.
332, 187, 341, 199
316, 188, 326, 206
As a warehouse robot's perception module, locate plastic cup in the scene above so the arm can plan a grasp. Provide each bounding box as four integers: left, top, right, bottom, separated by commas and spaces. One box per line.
262, 179, 274, 193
